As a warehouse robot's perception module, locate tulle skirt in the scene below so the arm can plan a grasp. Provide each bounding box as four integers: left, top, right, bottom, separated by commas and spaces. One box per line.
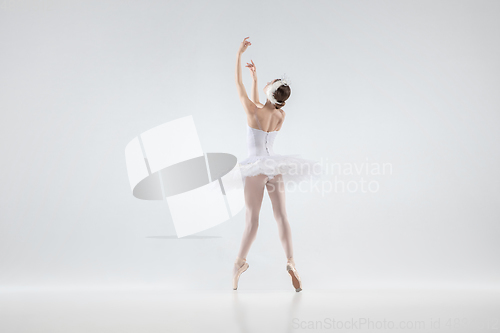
238, 153, 323, 184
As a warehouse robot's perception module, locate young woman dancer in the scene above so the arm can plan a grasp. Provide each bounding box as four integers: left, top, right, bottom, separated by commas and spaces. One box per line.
233, 37, 319, 292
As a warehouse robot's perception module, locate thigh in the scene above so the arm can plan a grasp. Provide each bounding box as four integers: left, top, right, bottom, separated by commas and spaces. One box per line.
265, 174, 287, 216
244, 174, 269, 210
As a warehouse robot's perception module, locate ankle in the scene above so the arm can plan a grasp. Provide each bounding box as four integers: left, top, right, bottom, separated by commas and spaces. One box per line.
234, 257, 246, 264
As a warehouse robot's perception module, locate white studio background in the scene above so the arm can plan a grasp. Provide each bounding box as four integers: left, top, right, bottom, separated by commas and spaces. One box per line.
0, 0, 499, 291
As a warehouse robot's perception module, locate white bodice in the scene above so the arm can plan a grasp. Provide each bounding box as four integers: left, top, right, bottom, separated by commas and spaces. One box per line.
246, 124, 279, 157
238, 116, 322, 183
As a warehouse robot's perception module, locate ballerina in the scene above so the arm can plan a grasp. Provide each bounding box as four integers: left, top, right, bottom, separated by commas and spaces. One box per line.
232, 37, 318, 292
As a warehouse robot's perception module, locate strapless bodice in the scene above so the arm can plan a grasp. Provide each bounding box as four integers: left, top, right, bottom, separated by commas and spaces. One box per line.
238, 122, 322, 183
246, 124, 279, 157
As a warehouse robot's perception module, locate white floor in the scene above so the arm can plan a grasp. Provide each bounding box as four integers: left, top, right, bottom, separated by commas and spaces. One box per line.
1, 287, 499, 332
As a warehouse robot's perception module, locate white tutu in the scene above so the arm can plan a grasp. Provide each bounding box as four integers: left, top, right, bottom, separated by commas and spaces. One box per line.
238, 153, 322, 183
237, 124, 322, 184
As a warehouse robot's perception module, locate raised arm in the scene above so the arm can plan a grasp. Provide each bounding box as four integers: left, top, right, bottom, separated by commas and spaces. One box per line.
235, 37, 257, 114
246, 60, 263, 107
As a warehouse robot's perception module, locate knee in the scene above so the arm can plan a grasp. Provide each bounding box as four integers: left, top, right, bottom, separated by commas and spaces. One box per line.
244, 220, 259, 233
273, 211, 288, 223
245, 210, 260, 226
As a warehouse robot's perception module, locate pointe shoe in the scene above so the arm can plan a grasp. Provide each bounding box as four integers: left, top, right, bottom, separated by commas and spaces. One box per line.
286, 258, 302, 292
232, 258, 249, 290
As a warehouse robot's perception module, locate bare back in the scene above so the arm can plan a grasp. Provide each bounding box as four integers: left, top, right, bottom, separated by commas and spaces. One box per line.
247, 107, 285, 132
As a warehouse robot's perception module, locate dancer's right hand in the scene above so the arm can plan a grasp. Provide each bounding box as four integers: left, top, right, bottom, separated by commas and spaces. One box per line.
245, 60, 257, 80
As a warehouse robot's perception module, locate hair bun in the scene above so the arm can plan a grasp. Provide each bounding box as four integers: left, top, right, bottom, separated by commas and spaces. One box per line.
275, 101, 285, 109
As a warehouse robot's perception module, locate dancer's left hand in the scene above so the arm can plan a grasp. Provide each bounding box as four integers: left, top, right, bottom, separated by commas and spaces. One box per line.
238, 37, 251, 54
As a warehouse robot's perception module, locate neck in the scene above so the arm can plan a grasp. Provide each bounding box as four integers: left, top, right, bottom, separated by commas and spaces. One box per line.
263, 99, 275, 111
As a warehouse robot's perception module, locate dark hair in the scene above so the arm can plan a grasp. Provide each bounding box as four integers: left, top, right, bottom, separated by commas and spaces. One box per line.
271, 79, 291, 109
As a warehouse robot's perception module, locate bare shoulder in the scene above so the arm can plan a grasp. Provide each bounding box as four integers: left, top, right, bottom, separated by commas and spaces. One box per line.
243, 102, 258, 117
273, 108, 286, 131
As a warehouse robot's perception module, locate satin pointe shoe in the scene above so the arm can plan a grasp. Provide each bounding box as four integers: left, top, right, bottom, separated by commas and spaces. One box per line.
233, 257, 249, 290
286, 258, 302, 292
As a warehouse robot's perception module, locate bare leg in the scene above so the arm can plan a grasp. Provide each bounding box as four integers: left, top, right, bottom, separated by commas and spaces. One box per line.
265, 174, 294, 260
236, 174, 268, 260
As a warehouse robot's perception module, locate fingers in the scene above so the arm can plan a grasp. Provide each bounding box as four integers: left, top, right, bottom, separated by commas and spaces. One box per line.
245, 62, 255, 69
242, 37, 251, 46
